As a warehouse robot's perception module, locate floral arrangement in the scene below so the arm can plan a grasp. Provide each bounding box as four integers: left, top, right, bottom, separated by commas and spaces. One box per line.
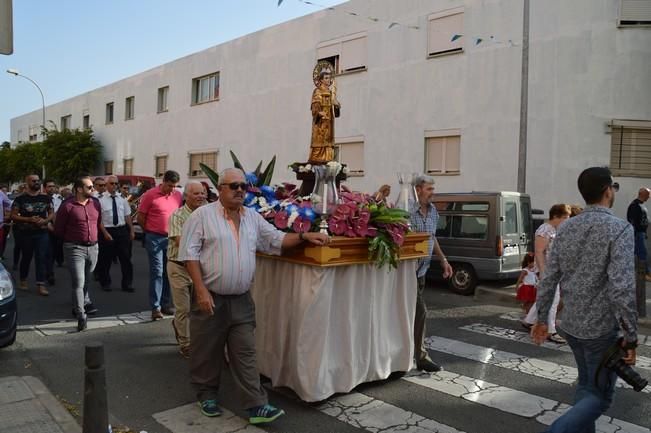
327, 190, 410, 269
203, 152, 411, 269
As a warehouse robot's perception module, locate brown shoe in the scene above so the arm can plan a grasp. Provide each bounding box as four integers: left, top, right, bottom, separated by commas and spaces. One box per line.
179, 346, 190, 359
151, 309, 164, 321
37, 284, 49, 296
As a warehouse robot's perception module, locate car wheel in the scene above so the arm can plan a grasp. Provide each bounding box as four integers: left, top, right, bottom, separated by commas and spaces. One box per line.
447, 263, 478, 296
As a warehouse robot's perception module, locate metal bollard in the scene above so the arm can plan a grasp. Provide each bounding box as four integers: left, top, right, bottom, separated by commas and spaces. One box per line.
83, 342, 109, 433
635, 257, 647, 318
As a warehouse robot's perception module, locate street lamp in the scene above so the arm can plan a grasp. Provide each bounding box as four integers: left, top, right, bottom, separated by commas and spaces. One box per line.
6, 68, 47, 178
6, 68, 46, 139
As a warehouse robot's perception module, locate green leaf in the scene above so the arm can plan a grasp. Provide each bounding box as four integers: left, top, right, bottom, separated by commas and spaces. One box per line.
253, 160, 263, 179
199, 163, 220, 190
260, 155, 276, 186
229, 150, 245, 171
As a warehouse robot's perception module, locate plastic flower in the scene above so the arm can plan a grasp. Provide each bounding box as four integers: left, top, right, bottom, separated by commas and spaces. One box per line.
287, 210, 300, 227
328, 218, 348, 235
299, 207, 316, 222
245, 172, 258, 185
273, 210, 289, 229
292, 216, 311, 233
285, 204, 299, 216
244, 192, 257, 206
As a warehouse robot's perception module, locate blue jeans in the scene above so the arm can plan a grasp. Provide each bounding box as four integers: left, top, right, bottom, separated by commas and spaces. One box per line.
63, 243, 98, 319
634, 232, 649, 273
144, 232, 171, 310
17, 230, 49, 285
545, 328, 619, 433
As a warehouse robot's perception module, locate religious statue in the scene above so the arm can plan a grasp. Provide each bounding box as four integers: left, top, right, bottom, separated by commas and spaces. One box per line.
308, 61, 341, 164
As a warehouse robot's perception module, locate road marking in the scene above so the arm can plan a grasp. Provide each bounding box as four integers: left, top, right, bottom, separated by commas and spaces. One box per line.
317, 392, 465, 433
463, 322, 651, 371
402, 371, 650, 433
424, 335, 650, 393
499, 311, 651, 348
153, 402, 264, 433
17, 311, 171, 336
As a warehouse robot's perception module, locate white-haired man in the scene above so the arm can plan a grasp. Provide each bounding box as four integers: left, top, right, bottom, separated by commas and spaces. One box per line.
179, 168, 329, 424
167, 181, 207, 358
410, 174, 453, 372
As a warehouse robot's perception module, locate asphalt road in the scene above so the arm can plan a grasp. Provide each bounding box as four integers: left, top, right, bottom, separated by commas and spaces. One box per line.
1, 237, 650, 433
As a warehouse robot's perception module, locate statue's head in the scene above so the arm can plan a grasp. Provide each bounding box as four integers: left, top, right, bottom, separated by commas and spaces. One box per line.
319, 70, 333, 86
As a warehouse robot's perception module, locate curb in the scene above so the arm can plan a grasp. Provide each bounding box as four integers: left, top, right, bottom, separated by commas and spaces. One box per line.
473, 285, 651, 329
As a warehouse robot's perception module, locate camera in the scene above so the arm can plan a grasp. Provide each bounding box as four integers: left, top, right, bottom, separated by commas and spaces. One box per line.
600, 339, 648, 392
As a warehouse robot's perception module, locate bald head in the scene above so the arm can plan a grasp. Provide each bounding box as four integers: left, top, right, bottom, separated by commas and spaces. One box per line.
639, 187, 650, 202
184, 181, 207, 210
218, 168, 247, 210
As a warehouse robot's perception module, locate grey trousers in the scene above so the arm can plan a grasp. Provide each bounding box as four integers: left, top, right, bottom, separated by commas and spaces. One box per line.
190, 291, 267, 409
414, 276, 432, 362
63, 243, 98, 319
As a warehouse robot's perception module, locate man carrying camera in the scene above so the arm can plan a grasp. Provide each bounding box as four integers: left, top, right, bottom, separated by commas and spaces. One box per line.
532, 166, 639, 433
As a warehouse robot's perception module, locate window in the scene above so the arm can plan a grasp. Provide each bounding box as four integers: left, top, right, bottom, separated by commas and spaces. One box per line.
618, 0, 651, 27
125, 96, 135, 120
105, 102, 114, 124
192, 73, 219, 105
104, 160, 113, 175
335, 140, 364, 176
60, 115, 71, 130
504, 201, 518, 235
28, 125, 38, 141
189, 152, 218, 176
155, 155, 168, 177
428, 9, 464, 57
436, 215, 488, 240
123, 158, 133, 176
83, 114, 90, 129
425, 133, 460, 174
17, 129, 23, 143
317, 33, 367, 74
157, 86, 169, 113
610, 120, 651, 177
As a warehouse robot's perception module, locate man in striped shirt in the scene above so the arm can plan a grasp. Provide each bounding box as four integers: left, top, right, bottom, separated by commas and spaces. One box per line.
179, 168, 328, 425
167, 181, 207, 359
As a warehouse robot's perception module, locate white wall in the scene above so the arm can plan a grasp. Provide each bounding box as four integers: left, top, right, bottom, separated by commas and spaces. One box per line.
9, 0, 651, 221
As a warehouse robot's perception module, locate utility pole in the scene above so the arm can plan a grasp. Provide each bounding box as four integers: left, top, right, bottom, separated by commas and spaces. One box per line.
517, 0, 530, 193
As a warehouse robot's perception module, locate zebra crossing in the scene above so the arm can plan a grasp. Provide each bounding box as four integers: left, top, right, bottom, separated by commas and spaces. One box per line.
152, 306, 651, 433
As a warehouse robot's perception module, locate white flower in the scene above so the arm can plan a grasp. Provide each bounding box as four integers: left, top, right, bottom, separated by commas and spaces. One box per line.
311, 194, 322, 204
287, 211, 300, 227
259, 197, 268, 207
305, 164, 312, 170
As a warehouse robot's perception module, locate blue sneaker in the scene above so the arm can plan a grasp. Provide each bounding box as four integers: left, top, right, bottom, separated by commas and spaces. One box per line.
198, 399, 223, 417
247, 404, 285, 424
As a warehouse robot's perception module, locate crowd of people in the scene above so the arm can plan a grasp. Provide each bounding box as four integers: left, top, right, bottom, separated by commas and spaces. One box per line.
0, 166, 646, 430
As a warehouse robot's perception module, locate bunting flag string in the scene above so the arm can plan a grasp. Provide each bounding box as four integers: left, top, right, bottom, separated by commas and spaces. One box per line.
277, 0, 420, 30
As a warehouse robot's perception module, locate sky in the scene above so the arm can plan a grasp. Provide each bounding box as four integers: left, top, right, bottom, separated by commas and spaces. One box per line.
0, 0, 348, 143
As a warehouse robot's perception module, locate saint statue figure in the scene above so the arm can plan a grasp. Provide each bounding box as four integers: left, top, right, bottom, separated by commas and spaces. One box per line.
308, 61, 341, 164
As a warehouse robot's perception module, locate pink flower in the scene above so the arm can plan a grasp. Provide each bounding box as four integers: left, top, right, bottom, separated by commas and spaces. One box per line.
292, 216, 311, 233
358, 209, 371, 224
274, 210, 289, 229
328, 218, 348, 235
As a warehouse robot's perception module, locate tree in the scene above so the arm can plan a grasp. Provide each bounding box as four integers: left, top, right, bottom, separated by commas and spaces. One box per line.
42, 128, 102, 184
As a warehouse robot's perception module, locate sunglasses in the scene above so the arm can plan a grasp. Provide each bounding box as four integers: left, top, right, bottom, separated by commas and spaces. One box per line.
108, 182, 119, 185
220, 182, 248, 191
84, 185, 94, 190
604, 182, 620, 192
95, 184, 106, 187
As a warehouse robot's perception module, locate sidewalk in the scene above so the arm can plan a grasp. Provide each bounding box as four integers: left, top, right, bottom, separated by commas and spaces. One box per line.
0, 376, 81, 433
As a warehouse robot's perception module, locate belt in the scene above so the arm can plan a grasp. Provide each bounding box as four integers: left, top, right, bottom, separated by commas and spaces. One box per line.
67, 241, 97, 247
169, 259, 184, 266
106, 225, 127, 230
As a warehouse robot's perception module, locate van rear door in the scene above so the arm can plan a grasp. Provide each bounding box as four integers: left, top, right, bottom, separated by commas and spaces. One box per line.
501, 197, 522, 271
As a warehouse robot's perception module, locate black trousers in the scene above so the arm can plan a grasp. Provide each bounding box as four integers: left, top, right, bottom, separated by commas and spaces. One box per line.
96, 225, 133, 288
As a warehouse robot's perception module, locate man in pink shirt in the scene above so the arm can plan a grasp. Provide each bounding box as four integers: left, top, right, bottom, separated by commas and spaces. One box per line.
137, 170, 182, 320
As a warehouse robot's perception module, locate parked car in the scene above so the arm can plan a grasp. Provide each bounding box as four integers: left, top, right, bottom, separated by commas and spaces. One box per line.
427, 191, 533, 295
0, 262, 17, 348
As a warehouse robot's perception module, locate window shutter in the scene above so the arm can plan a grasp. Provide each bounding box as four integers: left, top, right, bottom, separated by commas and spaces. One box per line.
426, 137, 444, 173
341, 36, 367, 72
620, 0, 651, 25
317, 42, 340, 62
445, 136, 461, 173
338, 142, 364, 175
428, 12, 464, 56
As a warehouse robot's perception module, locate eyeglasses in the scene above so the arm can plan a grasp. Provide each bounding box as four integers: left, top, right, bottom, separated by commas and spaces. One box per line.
220, 182, 248, 191
611, 182, 619, 192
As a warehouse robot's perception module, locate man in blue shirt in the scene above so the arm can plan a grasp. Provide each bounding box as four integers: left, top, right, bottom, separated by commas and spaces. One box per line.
410, 175, 453, 372
533, 167, 637, 433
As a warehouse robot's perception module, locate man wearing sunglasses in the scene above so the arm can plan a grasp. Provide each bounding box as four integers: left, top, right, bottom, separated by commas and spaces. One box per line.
532, 167, 636, 433
179, 168, 328, 425
138, 170, 183, 320
54, 176, 103, 331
